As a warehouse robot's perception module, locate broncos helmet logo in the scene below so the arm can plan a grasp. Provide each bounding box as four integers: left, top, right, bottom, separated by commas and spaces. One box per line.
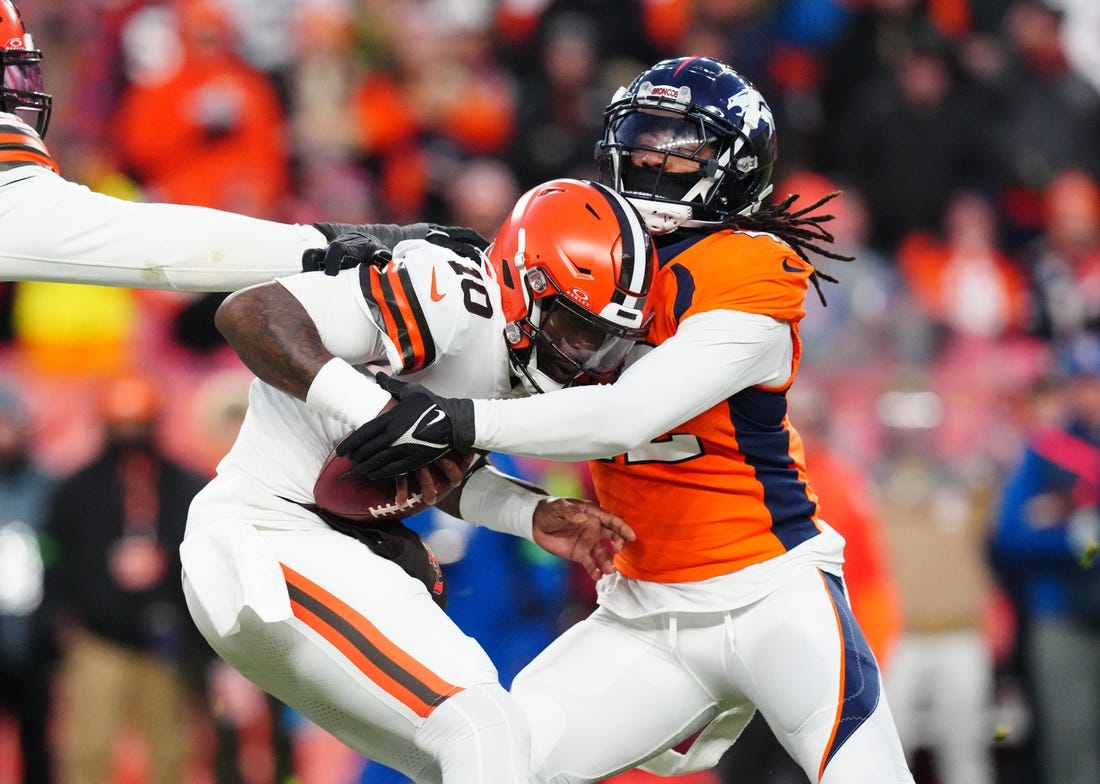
727, 88, 772, 134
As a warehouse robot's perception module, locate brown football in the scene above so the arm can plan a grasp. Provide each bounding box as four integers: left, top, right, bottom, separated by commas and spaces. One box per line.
312, 449, 479, 522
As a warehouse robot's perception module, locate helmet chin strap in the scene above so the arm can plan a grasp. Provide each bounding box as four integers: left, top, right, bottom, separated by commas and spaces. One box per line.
507, 339, 566, 395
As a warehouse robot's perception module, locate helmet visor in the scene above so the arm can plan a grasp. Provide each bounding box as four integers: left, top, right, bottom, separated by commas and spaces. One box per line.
611, 111, 717, 163
2, 51, 51, 136
3, 59, 45, 94
534, 297, 645, 386
605, 110, 723, 206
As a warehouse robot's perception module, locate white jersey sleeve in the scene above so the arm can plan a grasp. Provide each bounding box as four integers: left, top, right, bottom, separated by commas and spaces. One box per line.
351, 240, 494, 376
0, 165, 325, 291
472, 310, 793, 460
276, 269, 390, 365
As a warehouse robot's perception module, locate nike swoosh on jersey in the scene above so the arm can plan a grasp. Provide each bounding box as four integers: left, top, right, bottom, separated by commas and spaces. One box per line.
430, 269, 446, 302
781, 257, 807, 273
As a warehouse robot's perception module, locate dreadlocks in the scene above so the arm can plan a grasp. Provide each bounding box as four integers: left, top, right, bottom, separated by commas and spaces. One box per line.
724, 190, 854, 306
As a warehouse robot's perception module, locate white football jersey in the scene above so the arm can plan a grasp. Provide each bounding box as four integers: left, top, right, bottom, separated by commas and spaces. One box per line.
203, 239, 516, 529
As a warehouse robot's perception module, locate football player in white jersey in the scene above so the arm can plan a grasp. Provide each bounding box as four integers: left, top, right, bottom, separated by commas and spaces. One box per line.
179, 178, 656, 784
0, 0, 471, 291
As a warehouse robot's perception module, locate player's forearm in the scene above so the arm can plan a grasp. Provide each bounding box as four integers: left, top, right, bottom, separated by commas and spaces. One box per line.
0, 169, 325, 291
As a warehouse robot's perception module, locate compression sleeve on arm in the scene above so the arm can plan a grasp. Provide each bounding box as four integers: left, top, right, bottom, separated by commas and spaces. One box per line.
306, 358, 393, 428
0, 168, 325, 291
458, 464, 548, 541
473, 310, 793, 460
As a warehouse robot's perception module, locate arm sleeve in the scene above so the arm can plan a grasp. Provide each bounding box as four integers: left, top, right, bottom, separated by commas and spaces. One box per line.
0, 168, 325, 291
473, 309, 793, 460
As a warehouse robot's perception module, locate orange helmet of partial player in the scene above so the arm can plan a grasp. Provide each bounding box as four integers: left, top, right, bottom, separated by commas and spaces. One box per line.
0, 0, 50, 136
487, 178, 657, 393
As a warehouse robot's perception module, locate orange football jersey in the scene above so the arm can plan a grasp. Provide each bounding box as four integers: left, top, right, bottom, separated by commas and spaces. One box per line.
590, 229, 823, 582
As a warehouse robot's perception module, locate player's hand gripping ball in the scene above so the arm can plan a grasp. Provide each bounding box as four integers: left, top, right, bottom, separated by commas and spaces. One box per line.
313, 448, 479, 521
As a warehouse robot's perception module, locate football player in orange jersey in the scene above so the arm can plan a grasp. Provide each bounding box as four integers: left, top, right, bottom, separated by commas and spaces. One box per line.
0, 0, 473, 291
343, 57, 916, 784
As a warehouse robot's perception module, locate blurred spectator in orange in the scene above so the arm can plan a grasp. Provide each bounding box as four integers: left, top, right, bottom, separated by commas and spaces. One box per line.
287, 0, 358, 156
1021, 168, 1100, 345
350, 3, 515, 223
283, 0, 372, 226
420, 10, 515, 159
874, 377, 999, 784
897, 189, 1032, 343
112, 0, 289, 217
0, 386, 58, 784
45, 371, 209, 784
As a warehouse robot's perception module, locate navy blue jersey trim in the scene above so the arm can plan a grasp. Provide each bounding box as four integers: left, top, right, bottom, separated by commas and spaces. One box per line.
726, 386, 818, 550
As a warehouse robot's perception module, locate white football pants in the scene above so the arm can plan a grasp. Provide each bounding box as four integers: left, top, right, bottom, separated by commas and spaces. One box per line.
511, 565, 914, 783
182, 522, 530, 783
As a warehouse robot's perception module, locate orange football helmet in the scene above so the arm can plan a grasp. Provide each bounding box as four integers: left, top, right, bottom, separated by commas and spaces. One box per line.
488, 178, 657, 393
0, 0, 50, 137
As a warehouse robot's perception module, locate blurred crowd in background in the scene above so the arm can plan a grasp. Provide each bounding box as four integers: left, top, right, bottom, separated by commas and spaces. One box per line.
1, 0, 1099, 783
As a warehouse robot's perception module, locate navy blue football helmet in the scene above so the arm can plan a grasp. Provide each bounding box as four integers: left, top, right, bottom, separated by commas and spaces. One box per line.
595, 56, 777, 234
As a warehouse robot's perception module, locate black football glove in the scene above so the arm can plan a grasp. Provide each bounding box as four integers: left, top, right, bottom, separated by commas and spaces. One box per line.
302, 230, 393, 276
335, 372, 475, 479
312, 221, 430, 245
307, 222, 489, 271
423, 225, 490, 263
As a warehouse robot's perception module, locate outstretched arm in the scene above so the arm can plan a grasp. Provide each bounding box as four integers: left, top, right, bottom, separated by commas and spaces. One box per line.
440, 463, 635, 580
0, 169, 326, 290
0, 167, 488, 291
340, 309, 793, 477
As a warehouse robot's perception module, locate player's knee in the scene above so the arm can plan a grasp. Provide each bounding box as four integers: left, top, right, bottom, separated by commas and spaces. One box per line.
416, 682, 532, 778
